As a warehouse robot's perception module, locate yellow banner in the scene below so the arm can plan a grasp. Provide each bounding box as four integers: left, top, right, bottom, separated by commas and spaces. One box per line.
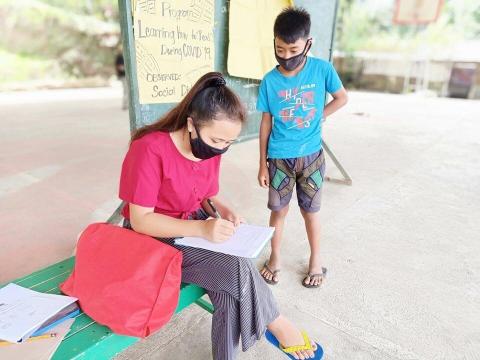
227, 0, 293, 80
133, 0, 215, 104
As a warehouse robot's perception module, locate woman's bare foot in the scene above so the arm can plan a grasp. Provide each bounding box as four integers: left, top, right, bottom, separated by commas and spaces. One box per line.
267, 315, 318, 360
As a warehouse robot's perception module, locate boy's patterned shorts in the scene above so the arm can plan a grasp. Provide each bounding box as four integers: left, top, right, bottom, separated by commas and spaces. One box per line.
268, 149, 325, 213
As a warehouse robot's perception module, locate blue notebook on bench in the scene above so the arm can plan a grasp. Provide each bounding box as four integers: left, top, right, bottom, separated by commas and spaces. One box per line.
31, 302, 80, 337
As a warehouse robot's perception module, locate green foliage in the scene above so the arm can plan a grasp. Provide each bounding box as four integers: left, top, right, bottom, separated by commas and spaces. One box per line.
0, 48, 57, 83
336, 0, 480, 54
38, 0, 117, 17
0, 0, 120, 84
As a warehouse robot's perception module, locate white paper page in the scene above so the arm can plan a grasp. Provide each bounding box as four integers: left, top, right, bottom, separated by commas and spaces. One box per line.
0, 284, 77, 343
0, 318, 74, 360
175, 224, 274, 258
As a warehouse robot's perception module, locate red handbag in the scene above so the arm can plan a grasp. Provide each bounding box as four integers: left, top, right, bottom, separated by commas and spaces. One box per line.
60, 223, 182, 338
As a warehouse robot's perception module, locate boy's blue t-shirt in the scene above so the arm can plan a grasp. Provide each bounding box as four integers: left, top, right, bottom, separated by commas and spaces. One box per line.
256, 57, 342, 159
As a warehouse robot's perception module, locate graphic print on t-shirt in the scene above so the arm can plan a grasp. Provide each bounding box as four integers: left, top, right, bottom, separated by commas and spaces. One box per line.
277, 83, 317, 130
256, 57, 343, 158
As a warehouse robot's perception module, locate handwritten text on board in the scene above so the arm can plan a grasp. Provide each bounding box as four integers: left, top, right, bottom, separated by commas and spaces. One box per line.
133, 0, 215, 104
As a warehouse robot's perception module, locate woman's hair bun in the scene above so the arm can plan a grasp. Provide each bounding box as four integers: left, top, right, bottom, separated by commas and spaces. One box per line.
209, 75, 226, 87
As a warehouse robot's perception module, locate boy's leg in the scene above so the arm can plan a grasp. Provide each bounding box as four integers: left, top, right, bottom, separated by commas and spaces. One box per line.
261, 205, 289, 283
261, 158, 296, 284
296, 150, 326, 287
300, 209, 323, 286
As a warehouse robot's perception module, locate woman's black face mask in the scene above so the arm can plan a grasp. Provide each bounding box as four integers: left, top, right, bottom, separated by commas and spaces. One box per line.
189, 123, 229, 160
274, 38, 312, 71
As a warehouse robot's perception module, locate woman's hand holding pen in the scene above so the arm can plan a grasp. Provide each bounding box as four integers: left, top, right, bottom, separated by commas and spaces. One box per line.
202, 198, 244, 242
202, 219, 236, 243
223, 210, 245, 227
205, 198, 245, 228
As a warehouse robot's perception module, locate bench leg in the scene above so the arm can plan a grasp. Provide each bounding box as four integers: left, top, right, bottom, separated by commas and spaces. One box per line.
107, 201, 125, 225
195, 297, 214, 314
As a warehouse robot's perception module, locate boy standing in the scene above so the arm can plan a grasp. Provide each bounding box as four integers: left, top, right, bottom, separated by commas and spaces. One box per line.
257, 7, 348, 288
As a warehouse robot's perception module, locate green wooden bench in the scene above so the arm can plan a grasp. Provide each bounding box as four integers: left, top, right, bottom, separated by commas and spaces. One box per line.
2, 207, 214, 359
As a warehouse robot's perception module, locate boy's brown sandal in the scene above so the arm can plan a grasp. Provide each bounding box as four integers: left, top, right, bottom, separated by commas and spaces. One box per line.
261, 261, 280, 285
302, 267, 327, 288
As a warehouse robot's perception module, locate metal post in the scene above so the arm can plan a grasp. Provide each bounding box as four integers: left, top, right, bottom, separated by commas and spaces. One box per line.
323, 140, 352, 185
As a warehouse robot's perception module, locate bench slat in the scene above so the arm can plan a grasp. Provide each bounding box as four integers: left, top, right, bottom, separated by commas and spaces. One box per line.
52, 322, 136, 360
27, 272, 72, 293
51, 283, 208, 359
64, 313, 97, 337
3, 259, 212, 359
13, 258, 75, 288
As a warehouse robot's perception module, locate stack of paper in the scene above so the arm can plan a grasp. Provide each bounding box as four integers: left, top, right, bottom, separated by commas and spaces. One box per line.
0, 318, 74, 360
175, 224, 275, 258
0, 284, 78, 344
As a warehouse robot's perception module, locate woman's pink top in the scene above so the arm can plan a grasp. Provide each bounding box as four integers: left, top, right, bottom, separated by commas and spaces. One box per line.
119, 131, 220, 220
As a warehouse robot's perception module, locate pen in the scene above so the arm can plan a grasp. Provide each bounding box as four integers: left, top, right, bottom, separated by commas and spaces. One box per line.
0, 333, 57, 347
206, 199, 222, 219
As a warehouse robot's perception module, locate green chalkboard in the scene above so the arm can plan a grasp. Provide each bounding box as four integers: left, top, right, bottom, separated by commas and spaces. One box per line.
118, 0, 338, 141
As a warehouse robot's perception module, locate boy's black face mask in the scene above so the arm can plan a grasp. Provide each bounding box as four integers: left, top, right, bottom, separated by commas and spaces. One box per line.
189, 124, 229, 160
274, 39, 312, 71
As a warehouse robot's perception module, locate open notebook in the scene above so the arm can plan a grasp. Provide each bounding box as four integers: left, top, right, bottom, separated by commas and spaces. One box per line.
0, 284, 77, 343
175, 224, 274, 258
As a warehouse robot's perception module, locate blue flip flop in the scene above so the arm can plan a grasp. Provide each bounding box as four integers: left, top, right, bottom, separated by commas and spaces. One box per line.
265, 329, 324, 359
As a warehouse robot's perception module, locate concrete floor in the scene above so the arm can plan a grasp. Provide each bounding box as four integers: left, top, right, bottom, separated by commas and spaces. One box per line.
2, 89, 479, 359
0, 87, 130, 282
